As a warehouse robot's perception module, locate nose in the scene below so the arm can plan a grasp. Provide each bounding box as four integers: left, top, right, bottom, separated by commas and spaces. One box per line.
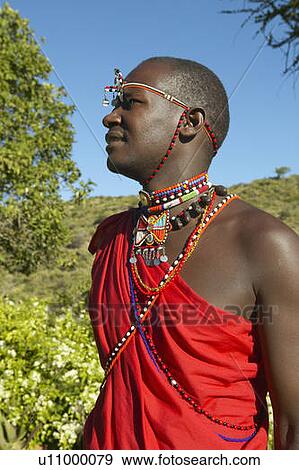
102, 107, 122, 129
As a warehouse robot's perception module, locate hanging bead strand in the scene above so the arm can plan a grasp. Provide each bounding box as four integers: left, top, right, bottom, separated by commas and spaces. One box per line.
142, 111, 187, 186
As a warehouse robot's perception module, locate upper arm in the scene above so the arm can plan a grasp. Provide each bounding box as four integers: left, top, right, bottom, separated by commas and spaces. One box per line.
252, 221, 299, 448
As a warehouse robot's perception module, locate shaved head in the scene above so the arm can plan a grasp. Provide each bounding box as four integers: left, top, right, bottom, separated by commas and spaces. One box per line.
104, 56, 230, 184
133, 57, 230, 156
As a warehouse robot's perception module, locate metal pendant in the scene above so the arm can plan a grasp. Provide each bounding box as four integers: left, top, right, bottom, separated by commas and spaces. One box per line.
138, 189, 151, 207
140, 246, 169, 267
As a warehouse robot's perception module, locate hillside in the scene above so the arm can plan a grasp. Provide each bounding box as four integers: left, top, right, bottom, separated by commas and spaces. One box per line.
0, 175, 298, 304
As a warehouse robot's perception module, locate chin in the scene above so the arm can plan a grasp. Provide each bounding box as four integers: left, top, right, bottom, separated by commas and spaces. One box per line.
106, 153, 128, 174
106, 156, 119, 174
106, 155, 141, 183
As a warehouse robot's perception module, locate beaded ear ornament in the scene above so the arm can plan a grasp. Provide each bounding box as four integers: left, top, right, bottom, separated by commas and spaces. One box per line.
102, 68, 220, 267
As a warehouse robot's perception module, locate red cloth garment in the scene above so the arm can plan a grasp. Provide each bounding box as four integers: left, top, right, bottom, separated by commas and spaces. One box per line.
83, 209, 269, 450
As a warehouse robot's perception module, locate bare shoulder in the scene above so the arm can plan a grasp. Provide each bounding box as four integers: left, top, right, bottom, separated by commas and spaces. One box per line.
229, 198, 299, 247
226, 198, 299, 288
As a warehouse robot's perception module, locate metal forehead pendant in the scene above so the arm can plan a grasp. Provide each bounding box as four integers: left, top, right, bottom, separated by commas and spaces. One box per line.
130, 210, 171, 266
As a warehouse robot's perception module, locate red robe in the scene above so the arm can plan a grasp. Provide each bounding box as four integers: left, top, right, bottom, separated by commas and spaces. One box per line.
83, 209, 269, 450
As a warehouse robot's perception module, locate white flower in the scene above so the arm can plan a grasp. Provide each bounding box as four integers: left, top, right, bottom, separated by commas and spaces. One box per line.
21, 378, 29, 388
7, 349, 17, 358
59, 422, 81, 446
53, 354, 65, 368
0, 383, 10, 399
30, 371, 41, 383
63, 369, 78, 380
36, 395, 46, 407
3, 369, 14, 377
59, 344, 74, 355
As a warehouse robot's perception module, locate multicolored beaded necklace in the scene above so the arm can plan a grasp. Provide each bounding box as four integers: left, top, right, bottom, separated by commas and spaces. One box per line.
144, 171, 209, 205
169, 184, 229, 230
130, 189, 215, 286
139, 171, 211, 213
132, 179, 233, 267
131, 180, 214, 267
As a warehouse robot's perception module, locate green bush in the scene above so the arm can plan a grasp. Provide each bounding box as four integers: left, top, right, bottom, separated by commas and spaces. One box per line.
0, 297, 103, 449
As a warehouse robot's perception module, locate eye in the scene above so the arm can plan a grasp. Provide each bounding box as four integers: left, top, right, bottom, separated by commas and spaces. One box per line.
111, 96, 121, 108
122, 96, 138, 109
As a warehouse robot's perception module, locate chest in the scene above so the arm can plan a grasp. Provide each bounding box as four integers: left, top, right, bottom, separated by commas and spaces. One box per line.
163, 218, 256, 320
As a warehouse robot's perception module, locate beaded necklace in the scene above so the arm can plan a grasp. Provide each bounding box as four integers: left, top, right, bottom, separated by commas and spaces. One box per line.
130, 192, 216, 295
131, 186, 214, 267
139, 171, 208, 206
170, 184, 228, 230
143, 182, 212, 215
170, 199, 205, 230
132, 172, 215, 267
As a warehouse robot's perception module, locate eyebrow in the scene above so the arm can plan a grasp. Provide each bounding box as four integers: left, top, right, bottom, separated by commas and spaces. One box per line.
122, 88, 145, 98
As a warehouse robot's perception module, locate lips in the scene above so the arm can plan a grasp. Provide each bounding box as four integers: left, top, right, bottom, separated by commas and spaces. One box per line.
105, 131, 126, 144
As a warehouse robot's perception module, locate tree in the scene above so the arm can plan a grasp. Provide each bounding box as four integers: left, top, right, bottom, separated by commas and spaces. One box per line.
222, 1, 299, 77
0, 3, 94, 275
274, 166, 291, 178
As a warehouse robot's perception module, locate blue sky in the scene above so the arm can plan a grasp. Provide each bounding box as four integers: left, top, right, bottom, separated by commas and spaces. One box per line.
3, 0, 299, 196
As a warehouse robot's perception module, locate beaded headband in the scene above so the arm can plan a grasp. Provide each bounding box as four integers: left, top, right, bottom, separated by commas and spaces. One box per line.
103, 68, 190, 111
102, 68, 219, 184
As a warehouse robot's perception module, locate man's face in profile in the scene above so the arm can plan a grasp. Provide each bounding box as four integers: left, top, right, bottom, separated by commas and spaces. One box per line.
102, 62, 183, 183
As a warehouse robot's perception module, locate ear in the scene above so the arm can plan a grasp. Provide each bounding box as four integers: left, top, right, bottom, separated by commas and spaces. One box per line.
181, 108, 205, 138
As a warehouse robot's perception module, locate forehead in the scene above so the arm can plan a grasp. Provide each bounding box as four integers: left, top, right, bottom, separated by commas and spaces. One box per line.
125, 62, 172, 90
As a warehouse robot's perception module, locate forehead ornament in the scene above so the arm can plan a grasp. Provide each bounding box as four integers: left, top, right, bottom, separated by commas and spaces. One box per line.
103, 68, 189, 110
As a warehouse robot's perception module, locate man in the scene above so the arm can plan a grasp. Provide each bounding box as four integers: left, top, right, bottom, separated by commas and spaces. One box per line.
83, 57, 299, 450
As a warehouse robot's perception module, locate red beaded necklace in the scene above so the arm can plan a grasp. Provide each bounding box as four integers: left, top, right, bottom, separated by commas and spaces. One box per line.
149, 170, 208, 202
